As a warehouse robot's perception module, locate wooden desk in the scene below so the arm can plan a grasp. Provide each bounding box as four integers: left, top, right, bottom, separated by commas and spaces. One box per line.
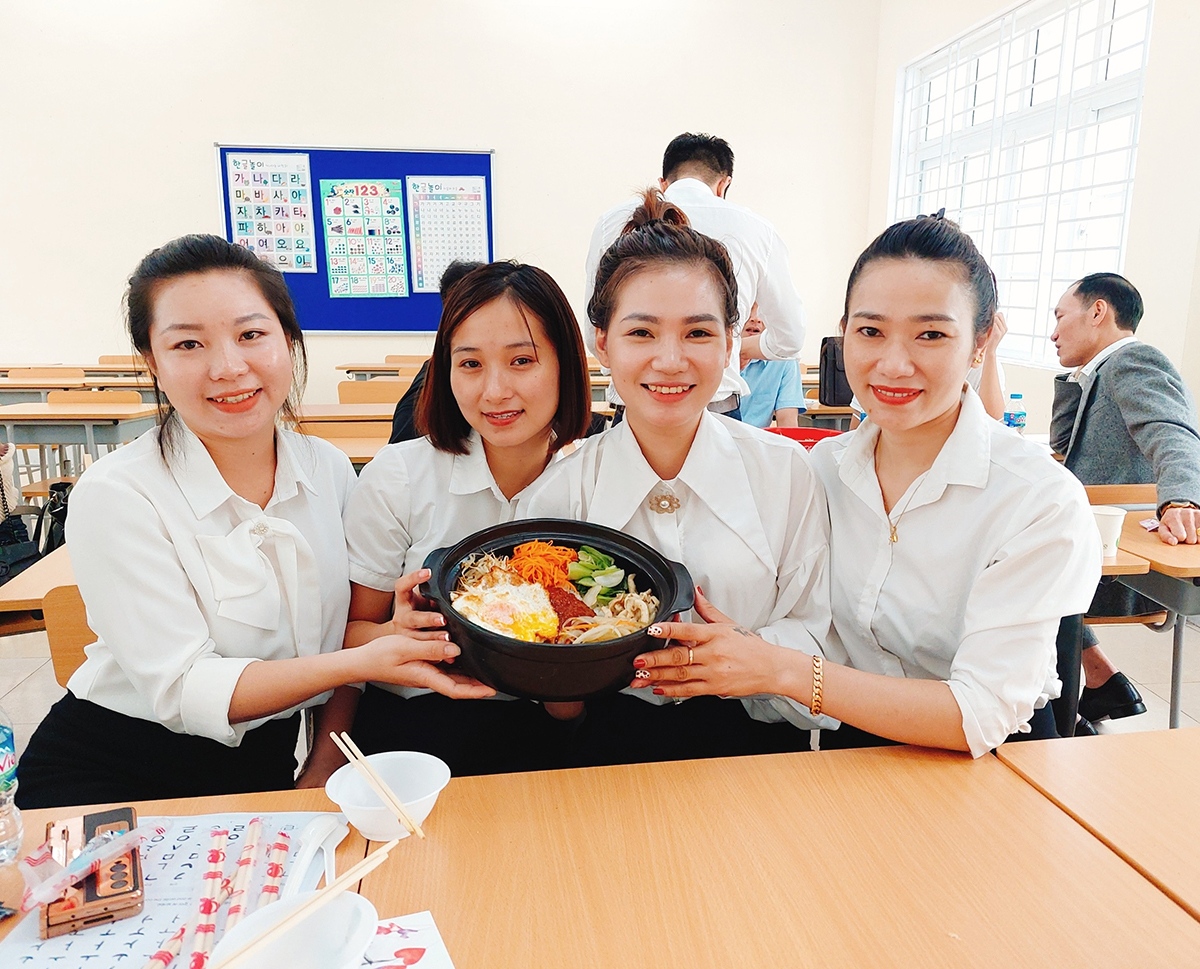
324, 435, 389, 469
0, 546, 73, 613
0, 789, 370, 945
337, 362, 426, 380
802, 402, 857, 430
999, 729, 1200, 922
0, 377, 155, 404
1102, 547, 1150, 576
0, 363, 150, 378
82, 376, 157, 401
1113, 510, 1200, 726
0, 377, 88, 404
296, 404, 394, 424
0, 402, 158, 460
359, 748, 1200, 966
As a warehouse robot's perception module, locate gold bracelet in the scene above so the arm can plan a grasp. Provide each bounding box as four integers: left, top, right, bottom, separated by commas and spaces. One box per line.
809, 654, 824, 717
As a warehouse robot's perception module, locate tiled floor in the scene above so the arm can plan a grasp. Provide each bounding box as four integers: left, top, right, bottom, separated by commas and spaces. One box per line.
1, 619, 1198, 761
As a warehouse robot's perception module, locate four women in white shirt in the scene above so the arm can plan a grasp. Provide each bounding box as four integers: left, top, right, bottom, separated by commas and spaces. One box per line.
631, 214, 1100, 755
20, 215, 1102, 808
341, 260, 594, 775
17, 236, 485, 808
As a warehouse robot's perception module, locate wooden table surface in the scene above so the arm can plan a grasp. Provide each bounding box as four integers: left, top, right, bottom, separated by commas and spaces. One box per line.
998, 729, 1200, 921
296, 403, 394, 422
0, 378, 87, 390
1102, 547, 1150, 575
0, 363, 150, 377
357, 747, 1200, 967
323, 435, 390, 465
1120, 510, 1200, 577
0, 402, 158, 421
0, 545, 73, 612
0, 789, 370, 944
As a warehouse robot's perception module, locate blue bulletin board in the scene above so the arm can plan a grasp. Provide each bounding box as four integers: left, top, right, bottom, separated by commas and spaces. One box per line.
216, 144, 494, 333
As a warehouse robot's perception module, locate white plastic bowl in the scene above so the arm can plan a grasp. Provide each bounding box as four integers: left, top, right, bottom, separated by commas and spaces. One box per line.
325, 750, 451, 841
209, 890, 377, 969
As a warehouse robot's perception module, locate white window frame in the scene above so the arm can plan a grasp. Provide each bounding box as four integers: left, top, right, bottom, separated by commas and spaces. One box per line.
891, 0, 1154, 368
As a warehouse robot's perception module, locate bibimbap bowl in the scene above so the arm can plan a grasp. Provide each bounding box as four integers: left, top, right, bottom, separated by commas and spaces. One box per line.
422, 518, 694, 701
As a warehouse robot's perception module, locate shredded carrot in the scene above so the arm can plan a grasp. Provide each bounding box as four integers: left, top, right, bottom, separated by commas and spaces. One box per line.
510, 540, 578, 588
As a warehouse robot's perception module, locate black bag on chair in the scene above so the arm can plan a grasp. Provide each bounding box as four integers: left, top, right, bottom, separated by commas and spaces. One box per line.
33, 480, 72, 556
0, 487, 40, 586
819, 336, 854, 406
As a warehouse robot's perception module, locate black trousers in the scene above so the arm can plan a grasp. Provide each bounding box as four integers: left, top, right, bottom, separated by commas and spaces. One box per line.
351, 687, 588, 775
351, 687, 811, 776
16, 692, 301, 809
575, 693, 811, 768
817, 701, 1059, 752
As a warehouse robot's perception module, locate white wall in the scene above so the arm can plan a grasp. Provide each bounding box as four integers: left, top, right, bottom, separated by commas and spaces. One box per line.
869, 0, 1200, 434
0, 0, 881, 404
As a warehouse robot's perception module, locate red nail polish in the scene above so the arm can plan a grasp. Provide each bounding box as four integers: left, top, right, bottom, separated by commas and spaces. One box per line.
633, 658, 645, 669
652, 688, 664, 695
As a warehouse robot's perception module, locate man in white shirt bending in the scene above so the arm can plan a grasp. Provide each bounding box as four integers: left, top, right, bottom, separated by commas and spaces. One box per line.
584, 132, 806, 419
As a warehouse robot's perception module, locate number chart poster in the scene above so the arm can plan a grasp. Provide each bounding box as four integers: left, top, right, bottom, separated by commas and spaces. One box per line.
320, 179, 409, 299
227, 153, 317, 273
405, 176, 489, 294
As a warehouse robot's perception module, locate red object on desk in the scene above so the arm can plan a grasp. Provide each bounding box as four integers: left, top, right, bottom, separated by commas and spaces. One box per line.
766, 426, 843, 449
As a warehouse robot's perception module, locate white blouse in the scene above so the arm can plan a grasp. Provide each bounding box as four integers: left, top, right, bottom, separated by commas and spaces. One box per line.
520, 413, 834, 729
809, 388, 1101, 757
343, 432, 556, 698
65, 423, 358, 746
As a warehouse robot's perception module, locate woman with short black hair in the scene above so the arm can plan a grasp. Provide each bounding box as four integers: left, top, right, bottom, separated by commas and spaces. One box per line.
343, 260, 593, 774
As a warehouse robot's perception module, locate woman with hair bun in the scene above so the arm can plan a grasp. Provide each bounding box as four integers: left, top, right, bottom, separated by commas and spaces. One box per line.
18, 235, 484, 808
633, 215, 1101, 755
522, 190, 831, 766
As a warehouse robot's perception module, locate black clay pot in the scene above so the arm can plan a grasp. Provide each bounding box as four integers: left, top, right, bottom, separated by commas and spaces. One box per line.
422, 518, 694, 701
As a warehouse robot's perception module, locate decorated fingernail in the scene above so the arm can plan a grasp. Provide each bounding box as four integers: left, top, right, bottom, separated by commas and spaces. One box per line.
648, 625, 663, 636
634, 669, 651, 679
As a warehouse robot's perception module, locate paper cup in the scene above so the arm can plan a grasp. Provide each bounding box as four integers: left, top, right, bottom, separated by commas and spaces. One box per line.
1093, 506, 1125, 559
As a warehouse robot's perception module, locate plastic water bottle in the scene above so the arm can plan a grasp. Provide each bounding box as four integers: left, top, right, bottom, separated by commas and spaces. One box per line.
1003, 393, 1027, 434
0, 704, 23, 865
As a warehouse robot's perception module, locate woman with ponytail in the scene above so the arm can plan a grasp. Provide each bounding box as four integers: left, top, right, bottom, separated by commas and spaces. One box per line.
522, 191, 832, 766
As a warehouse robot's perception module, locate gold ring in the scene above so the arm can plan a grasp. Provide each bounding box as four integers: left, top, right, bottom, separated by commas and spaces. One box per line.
688, 647, 694, 665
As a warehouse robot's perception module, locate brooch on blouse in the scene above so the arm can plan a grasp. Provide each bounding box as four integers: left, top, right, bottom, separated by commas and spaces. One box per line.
648, 492, 681, 515
250, 521, 271, 538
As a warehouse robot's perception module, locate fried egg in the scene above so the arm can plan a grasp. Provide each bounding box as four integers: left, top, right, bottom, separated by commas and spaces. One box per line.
452, 573, 560, 643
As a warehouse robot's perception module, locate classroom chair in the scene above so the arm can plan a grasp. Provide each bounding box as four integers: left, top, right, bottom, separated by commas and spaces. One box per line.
766, 427, 842, 450
42, 585, 95, 686
338, 379, 412, 405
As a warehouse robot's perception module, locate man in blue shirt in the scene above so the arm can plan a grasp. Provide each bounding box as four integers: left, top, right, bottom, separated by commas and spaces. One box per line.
738, 305, 806, 428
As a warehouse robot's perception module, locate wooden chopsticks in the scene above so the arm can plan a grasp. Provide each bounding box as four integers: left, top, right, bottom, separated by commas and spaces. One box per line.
208, 838, 399, 969
328, 731, 426, 839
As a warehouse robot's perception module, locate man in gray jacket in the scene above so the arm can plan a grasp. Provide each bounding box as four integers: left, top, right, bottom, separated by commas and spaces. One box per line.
1051, 272, 1200, 728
